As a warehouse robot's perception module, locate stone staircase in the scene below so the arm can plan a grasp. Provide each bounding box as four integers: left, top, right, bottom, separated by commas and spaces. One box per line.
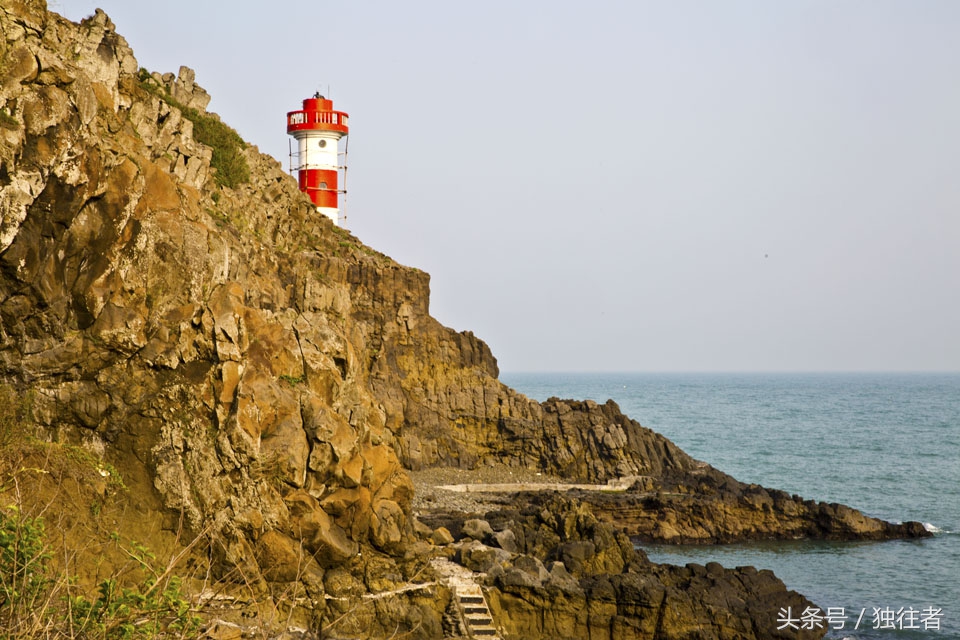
431, 558, 503, 639
452, 583, 499, 638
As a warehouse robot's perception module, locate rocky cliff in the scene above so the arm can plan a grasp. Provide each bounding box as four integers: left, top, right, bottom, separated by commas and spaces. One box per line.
0, 2, 926, 638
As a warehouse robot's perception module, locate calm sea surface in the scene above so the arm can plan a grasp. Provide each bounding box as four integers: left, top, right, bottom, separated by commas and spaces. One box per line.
501, 373, 960, 640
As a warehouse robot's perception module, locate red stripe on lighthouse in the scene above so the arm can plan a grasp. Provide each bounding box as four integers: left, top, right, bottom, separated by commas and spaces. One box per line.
299, 169, 338, 208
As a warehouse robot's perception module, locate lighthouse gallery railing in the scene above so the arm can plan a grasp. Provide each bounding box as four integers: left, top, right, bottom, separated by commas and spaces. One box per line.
286, 110, 349, 128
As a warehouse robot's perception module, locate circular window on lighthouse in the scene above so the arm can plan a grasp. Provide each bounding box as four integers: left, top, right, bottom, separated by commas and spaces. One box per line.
318, 140, 327, 148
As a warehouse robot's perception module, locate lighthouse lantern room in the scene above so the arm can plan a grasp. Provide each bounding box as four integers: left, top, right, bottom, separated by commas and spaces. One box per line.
286, 93, 349, 225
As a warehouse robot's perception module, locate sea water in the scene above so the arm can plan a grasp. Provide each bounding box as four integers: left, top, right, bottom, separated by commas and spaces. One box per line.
501, 372, 959, 639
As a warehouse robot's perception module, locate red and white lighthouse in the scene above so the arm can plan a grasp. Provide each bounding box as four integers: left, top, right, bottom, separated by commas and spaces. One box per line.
286, 93, 349, 226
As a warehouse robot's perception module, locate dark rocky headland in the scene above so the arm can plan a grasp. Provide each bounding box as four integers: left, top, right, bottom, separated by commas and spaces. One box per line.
0, 2, 928, 638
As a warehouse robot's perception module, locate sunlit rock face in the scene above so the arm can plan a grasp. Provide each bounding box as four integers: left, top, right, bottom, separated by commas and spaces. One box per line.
1, 0, 423, 590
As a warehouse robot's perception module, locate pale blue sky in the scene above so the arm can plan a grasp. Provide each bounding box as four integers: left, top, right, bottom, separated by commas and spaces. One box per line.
57, 1, 960, 372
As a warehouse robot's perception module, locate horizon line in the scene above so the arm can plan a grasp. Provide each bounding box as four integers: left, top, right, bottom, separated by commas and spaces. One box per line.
500, 369, 960, 375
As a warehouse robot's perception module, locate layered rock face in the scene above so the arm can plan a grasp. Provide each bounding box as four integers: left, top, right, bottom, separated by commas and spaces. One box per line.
0, 2, 925, 638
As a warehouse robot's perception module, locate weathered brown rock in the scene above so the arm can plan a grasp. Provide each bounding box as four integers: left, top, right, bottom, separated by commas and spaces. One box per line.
430, 526, 454, 546
577, 464, 931, 544
255, 530, 324, 584
465, 494, 825, 640
161, 65, 212, 111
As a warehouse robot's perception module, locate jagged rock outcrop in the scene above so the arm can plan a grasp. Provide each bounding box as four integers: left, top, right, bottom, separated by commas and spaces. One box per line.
581, 464, 931, 543
457, 495, 825, 640
520, 399, 929, 543
0, 2, 926, 638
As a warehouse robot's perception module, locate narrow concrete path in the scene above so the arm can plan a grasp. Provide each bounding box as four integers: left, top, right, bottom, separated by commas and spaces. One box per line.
436, 475, 645, 494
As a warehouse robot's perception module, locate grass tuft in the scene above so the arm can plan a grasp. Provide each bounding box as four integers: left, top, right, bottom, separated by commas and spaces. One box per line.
137, 68, 250, 189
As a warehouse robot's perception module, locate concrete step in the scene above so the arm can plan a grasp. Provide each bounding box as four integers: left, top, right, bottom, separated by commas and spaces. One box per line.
463, 606, 488, 615
431, 558, 502, 639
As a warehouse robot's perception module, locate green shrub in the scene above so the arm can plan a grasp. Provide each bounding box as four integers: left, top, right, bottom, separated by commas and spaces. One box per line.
65, 573, 199, 639
189, 112, 250, 189
0, 508, 50, 626
278, 374, 305, 387
0, 508, 201, 639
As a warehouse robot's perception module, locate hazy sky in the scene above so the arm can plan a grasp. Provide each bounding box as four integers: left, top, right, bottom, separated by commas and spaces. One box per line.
56, 1, 959, 372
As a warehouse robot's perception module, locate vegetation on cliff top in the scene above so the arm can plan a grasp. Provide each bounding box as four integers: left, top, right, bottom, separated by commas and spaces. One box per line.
137, 69, 250, 189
